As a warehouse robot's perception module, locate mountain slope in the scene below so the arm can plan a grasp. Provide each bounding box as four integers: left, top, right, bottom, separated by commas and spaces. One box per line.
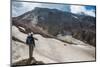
12, 26, 95, 65
12, 7, 96, 46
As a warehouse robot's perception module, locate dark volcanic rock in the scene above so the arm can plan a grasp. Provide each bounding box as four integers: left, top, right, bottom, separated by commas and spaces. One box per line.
12, 57, 44, 66
12, 7, 96, 46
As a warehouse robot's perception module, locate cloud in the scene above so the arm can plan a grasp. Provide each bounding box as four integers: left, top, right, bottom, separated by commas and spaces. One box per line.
70, 5, 96, 17
12, 1, 41, 17
12, 1, 70, 17
12, 1, 95, 17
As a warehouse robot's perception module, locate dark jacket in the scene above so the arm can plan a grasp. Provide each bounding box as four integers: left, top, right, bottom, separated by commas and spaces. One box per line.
26, 35, 35, 46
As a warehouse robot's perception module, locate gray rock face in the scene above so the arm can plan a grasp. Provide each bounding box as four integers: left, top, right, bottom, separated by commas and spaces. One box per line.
12, 7, 96, 46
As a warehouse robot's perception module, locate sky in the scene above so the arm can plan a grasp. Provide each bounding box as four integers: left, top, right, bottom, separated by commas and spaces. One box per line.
12, 0, 96, 17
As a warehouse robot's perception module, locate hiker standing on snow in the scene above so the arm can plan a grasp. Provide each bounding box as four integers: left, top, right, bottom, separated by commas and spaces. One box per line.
26, 33, 38, 59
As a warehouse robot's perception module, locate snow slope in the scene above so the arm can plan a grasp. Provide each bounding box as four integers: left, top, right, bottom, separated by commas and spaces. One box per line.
12, 26, 95, 64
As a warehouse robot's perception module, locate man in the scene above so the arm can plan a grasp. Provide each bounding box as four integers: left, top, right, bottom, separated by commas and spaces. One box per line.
26, 33, 38, 59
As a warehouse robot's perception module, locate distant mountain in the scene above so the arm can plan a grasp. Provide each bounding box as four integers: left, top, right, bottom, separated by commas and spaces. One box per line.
12, 7, 96, 46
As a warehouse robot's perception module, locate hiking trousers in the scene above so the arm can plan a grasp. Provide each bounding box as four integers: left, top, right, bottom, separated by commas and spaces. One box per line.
29, 44, 35, 59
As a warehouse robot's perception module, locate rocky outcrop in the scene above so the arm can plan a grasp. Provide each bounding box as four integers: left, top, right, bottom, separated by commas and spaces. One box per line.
12, 57, 44, 66
12, 7, 96, 46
